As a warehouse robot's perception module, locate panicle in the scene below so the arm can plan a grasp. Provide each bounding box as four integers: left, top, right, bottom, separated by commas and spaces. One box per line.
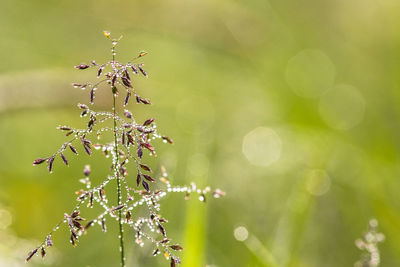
28, 31, 223, 267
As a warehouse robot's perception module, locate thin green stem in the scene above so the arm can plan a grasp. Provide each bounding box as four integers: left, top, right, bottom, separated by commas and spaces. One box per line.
113, 92, 125, 267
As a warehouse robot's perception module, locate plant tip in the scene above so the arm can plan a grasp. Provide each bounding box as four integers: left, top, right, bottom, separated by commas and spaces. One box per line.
103, 31, 111, 39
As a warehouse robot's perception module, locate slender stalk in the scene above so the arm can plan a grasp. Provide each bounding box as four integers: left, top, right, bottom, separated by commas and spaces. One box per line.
113, 92, 125, 267
28, 32, 223, 266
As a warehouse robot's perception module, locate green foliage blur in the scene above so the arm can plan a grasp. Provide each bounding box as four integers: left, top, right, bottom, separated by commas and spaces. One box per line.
1, 0, 400, 266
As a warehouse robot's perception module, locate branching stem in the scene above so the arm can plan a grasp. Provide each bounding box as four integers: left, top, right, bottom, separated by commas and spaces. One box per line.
113, 92, 125, 267
27, 32, 224, 266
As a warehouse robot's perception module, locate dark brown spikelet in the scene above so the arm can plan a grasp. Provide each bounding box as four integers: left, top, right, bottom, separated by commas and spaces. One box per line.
127, 133, 134, 145
70, 230, 78, 240
97, 67, 103, 77
170, 257, 176, 267
73, 220, 83, 230
131, 65, 138, 74
124, 69, 130, 80
82, 140, 92, 155
124, 110, 132, 119
143, 118, 155, 126
58, 126, 72, 131
80, 109, 88, 117
144, 128, 155, 134
126, 211, 131, 222
137, 146, 143, 158
136, 95, 151, 105
88, 118, 95, 128
113, 205, 125, 211
90, 88, 95, 104
84, 221, 94, 230
143, 174, 155, 182
41, 247, 46, 258
99, 188, 105, 201
69, 144, 78, 154
101, 218, 107, 232
84, 165, 91, 177
89, 192, 94, 207
169, 245, 183, 251
159, 217, 168, 223
139, 164, 152, 173
139, 97, 151, 105
111, 74, 117, 86
158, 224, 166, 236
122, 132, 128, 147
25, 248, 38, 262
46, 235, 53, 247
78, 103, 88, 110
138, 65, 148, 77
47, 156, 55, 173
33, 158, 46, 166
142, 180, 150, 191
75, 64, 90, 70
136, 174, 141, 187
72, 83, 82, 88
122, 76, 133, 88
124, 91, 131, 106
136, 126, 145, 133
162, 136, 174, 144
60, 153, 69, 166
160, 238, 170, 244
153, 249, 159, 256
71, 211, 80, 218
83, 143, 92, 155
141, 143, 154, 152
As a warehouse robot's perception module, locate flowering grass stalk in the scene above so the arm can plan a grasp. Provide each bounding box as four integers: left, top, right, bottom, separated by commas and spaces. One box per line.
354, 219, 385, 267
26, 31, 224, 267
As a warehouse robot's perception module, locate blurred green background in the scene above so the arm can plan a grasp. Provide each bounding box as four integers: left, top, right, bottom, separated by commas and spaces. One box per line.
1, 0, 400, 266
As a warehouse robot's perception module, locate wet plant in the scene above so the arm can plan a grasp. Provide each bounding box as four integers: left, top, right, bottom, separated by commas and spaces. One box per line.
354, 219, 385, 267
26, 31, 224, 267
